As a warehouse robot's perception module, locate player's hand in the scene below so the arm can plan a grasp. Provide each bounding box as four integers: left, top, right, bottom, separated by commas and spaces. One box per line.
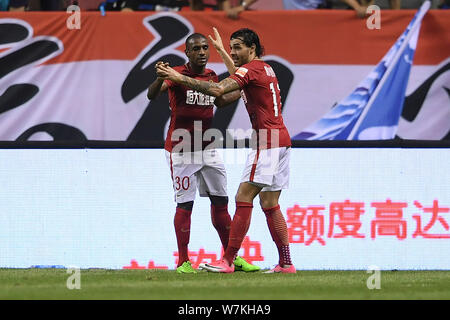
208, 27, 225, 53
156, 64, 180, 82
155, 61, 170, 79
155, 61, 169, 70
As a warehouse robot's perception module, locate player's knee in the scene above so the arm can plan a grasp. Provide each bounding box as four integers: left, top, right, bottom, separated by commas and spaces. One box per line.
259, 198, 278, 210
209, 195, 228, 206
177, 201, 194, 211
235, 195, 254, 204
235, 189, 254, 203
235, 182, 261, 204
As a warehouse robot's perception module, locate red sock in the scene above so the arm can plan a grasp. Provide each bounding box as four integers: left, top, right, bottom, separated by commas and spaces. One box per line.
174, 207, 192, 267
211, 204, 231, 250
223, 202, 253, 264
263, 205, 292, 266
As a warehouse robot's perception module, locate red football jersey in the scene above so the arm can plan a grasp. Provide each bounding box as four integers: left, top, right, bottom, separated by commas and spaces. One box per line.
164, 63, 218, 152
229, 59, 291, 149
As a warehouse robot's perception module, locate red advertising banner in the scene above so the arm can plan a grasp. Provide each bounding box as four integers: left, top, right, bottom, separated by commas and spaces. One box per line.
2, 11, 448, 65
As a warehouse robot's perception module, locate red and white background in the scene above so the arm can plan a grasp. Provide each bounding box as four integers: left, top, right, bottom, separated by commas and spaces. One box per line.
0, 10, 449, 270
0, 10, 449, 141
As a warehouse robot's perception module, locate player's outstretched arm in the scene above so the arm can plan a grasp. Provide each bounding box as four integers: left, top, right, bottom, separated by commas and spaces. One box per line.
209, 27, 236, 75
157, 64, 240, 97
214, 90, 241, 108
147, 61, 169, 100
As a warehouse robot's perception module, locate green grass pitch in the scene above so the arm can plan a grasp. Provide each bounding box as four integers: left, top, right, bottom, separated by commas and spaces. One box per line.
0, 268, 449, 300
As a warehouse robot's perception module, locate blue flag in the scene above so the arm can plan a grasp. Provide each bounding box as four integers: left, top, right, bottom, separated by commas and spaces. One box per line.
293, 1, 430, 141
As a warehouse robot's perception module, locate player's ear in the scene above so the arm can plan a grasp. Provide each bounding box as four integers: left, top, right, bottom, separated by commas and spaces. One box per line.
184, 43, 191, 57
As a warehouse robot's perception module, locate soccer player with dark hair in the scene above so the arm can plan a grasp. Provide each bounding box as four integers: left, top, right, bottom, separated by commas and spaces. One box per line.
147, 33, 259, 274
156, 28, 296, 273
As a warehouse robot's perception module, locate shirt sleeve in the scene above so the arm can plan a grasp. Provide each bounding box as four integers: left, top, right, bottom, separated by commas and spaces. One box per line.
212, 73, 219, 84
229, 66, 251, 89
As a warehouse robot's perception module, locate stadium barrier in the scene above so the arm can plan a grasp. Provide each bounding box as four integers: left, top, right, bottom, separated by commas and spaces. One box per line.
1, 141, 449, 270
1, 8, 449, 270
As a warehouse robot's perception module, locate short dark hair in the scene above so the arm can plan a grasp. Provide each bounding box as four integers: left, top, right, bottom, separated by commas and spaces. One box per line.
230, 28, 264, 57
185, 33, 207, 50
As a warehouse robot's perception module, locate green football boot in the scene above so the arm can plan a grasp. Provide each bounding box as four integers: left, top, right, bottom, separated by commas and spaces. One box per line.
233, 256, 260, 272
176, 261, 197, 274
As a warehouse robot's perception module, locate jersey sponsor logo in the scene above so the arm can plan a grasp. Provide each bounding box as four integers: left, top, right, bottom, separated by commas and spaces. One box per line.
235, 67, 248, 78
186, 90, 215, 106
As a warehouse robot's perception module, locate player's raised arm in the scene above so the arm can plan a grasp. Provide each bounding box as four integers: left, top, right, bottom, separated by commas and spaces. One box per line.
147, 61, 170, 100
209, 27, 237, 75
157, 64, 240, 98
214, 90, 241, 108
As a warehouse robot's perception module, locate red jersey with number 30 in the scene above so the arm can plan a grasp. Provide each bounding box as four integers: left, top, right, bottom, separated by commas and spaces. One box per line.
229, 59, 291, 149
164, 64, 218, 152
